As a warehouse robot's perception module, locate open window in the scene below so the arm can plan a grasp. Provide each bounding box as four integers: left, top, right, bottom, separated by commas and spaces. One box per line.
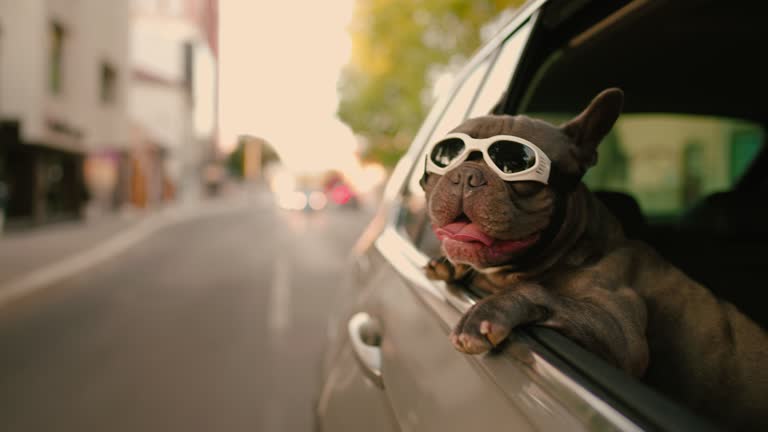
49, 22, 66, 95
100, 62, 118, 105
518, 0, 767, 329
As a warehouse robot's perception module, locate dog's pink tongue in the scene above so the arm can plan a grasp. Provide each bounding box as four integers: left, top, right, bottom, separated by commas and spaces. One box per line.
435, 222, 495, 246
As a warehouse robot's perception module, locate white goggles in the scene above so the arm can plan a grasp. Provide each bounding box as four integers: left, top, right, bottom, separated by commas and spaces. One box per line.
425, 133, 551, 184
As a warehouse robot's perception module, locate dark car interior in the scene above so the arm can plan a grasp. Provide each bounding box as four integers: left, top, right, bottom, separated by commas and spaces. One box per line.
505, 0, 767, 328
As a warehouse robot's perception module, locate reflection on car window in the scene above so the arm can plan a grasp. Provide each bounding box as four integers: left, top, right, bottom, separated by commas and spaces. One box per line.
468, 20, 532, 118
592, 115, 763, 223
397, 56, 493, 251
533, 113, 764, 223
429, 60, 492, 142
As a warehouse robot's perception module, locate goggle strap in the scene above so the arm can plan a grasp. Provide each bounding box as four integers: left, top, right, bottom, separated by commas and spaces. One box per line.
419, 153, 429, 189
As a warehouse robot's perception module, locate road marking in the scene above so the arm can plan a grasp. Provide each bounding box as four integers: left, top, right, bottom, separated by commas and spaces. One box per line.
267, 254, 292, 332
0, 199, 249, 308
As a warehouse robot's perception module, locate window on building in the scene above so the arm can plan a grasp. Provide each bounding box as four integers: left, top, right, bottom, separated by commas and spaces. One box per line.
49, 22, 66, 95
100, 62, 118, 104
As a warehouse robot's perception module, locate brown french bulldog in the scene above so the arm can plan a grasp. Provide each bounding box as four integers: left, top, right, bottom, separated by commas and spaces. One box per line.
421, 88, 767, 430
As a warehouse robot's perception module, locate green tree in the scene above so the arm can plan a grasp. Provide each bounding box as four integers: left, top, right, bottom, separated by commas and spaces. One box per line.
226, 137, 279, 179
338, 0, 524, 166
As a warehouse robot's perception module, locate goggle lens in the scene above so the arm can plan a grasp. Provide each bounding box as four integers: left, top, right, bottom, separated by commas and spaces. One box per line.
429, 138, 465, 168
487, 141, 536, 174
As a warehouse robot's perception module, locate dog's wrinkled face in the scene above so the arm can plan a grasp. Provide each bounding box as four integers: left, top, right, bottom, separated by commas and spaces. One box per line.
422, 88, 624, 269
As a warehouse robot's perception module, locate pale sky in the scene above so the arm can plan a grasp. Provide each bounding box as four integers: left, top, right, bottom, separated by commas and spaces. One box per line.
219, 0, 358, 174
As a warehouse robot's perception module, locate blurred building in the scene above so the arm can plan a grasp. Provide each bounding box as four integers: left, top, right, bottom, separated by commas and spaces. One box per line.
130, 0, 218, 206
0, 0, 131, 226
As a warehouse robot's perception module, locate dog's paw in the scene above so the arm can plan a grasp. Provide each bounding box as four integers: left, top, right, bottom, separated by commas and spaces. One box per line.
450, 296, 516, 355
425, 256, 458, 282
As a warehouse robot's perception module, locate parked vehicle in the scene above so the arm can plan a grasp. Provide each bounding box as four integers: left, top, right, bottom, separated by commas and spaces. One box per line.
316, 0, 766, 430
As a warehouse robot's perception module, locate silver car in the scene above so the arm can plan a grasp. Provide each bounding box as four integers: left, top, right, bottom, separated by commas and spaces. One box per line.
316, 0, 766, 430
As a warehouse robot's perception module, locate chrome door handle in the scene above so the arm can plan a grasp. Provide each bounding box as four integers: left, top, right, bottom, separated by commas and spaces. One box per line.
348, 312, 384, 388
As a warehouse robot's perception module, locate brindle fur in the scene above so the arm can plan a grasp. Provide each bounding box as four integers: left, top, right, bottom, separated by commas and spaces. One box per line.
422, 89, 768, 429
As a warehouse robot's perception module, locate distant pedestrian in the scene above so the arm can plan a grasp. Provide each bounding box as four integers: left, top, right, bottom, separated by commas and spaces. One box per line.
0, 180, 7, 234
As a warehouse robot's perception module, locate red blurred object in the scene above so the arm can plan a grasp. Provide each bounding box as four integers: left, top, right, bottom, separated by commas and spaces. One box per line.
330, 184, 352, 205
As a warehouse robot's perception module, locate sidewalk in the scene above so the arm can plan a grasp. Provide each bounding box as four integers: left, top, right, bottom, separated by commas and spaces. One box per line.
0, 211, 145, 285
0, 186, 267, 288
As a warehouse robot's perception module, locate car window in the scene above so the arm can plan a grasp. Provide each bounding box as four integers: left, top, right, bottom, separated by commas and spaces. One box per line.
397, 56, 493, 247
530, 113, 765, 224
429, 60, 493, 143
468, 21, 533, 118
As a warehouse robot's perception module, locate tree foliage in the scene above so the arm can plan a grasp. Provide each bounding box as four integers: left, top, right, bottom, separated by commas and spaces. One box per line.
338, 0, 525, 166
226, 137, 279, 179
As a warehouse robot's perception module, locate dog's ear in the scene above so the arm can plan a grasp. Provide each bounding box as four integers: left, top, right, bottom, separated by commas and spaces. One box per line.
561, 88, 624, 169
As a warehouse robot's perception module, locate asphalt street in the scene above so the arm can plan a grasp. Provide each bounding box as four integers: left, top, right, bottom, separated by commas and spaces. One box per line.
0, 194, 371, 431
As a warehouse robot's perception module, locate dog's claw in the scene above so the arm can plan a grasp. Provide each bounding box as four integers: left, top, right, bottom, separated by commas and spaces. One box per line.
450, 297, 515, 355
452, 332, 491, 354
480, 320, 492, 336
425, 256, 456, 282
481, 320, 509, 347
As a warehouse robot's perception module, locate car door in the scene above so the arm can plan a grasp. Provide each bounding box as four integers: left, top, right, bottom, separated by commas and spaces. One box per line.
314, 28, 500, 432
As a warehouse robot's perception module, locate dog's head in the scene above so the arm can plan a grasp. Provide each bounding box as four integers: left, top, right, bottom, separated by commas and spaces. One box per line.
421, 88, 624, 269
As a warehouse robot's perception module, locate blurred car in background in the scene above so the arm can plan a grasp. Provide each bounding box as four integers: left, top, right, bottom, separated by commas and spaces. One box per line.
275, 188, 321, 212
269, 167, 361, 212
324, 174, 360, 210
315, 0, 766, 431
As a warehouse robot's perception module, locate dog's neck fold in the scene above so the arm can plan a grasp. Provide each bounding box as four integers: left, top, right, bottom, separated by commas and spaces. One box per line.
481, 184, 624, 286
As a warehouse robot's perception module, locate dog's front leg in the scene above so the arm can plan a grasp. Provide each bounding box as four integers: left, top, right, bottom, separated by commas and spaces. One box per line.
541, 285, 649, 377
450, 283, 552, 354
451, 282, 649, 377
425, 256, 473, 283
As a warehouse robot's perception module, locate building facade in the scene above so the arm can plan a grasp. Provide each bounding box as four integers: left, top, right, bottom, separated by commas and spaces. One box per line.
130, 0, 218, 206
0, 0, 131, 226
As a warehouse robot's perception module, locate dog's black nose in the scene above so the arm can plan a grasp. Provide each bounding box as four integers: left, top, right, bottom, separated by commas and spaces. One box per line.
449, 165, 487, 190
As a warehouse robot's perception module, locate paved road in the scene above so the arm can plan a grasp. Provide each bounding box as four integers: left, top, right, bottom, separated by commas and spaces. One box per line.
0, 196, 371, 431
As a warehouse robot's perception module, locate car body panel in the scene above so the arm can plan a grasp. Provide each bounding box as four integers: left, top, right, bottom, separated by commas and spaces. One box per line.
371, 245, 539, 431
316, 341, 399, 432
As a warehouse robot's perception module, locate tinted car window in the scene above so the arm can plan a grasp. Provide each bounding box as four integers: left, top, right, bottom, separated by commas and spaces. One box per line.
398, 57, 492, 246
428, 60, 492, 142
468, 21, 532, 118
